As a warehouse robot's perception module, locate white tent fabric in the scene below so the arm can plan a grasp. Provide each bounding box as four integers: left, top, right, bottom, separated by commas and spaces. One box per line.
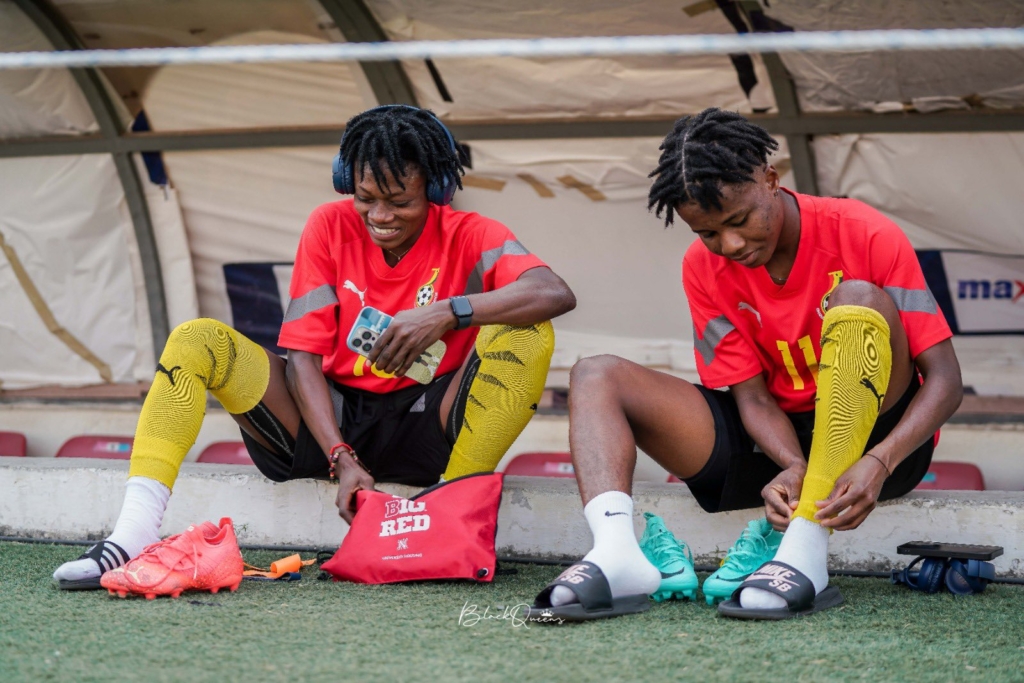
143, 31, 370, 131
0, 0, 97, 137
0, 155, 142, 388
768, 0, 1024, 113
814, 132, 1024, 253
366, 0, 776, 119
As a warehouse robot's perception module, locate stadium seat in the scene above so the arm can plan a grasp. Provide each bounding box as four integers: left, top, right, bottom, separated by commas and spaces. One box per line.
503, 452, 575, 477
197, 441, 254, 465
666, 474, 683, 483
0, 431, 27, 457
915, 461, 985, 491
56, 435, 133, 460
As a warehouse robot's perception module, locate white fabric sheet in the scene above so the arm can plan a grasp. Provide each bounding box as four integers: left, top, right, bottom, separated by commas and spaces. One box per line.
0, 0, 98, 138
0, 155, 140, 388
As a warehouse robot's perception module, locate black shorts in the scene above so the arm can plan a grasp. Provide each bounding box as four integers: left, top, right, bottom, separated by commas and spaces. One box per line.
684, 377, 934, 513
240, 369, 464, 487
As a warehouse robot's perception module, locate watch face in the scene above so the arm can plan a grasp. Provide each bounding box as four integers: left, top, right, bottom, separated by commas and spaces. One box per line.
451, 296, 473, 318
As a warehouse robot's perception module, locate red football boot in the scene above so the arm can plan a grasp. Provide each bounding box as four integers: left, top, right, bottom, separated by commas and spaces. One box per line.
101, 519, 242, 599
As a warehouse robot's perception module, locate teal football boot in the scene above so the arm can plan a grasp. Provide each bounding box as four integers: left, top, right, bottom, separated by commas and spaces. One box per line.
639, 512, 698, 602
702, 517, 783, 605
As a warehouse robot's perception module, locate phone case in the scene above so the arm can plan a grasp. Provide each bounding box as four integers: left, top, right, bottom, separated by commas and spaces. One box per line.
346, 306, 447, 385
896, 542, 1004, 561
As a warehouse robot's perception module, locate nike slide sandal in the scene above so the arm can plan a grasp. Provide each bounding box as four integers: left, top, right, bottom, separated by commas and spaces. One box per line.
531, 562, 651, 623
717, 560, 844, 620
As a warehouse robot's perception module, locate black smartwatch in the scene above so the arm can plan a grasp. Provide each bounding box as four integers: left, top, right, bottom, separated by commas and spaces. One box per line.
449, 296, 474, 330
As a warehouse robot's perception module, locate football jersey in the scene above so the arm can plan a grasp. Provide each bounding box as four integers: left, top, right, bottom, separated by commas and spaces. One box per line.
684, 189, 952, 413
279, 200, 546, 393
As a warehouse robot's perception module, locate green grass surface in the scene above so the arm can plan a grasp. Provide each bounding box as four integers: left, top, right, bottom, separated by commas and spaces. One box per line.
2, 542, 1023, 683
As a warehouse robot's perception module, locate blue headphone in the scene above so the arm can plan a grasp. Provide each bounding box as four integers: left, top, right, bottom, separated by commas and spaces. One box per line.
331, 104, 459, 206
891, 556, 995, 595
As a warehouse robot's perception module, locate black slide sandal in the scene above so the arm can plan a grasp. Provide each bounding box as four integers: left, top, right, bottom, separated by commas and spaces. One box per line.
55, 541, 130, 591
717, 560, 844, 620
531, 562, 651, 623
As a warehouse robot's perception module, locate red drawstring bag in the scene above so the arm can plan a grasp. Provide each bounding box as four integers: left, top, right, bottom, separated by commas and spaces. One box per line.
320, 472, 503, 584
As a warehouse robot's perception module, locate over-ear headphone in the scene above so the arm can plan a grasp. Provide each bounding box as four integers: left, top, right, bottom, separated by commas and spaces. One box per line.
891, 556, 995, 595
332, 104, 459, 206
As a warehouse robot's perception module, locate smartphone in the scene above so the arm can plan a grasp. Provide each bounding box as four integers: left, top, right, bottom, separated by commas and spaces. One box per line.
346, 306, 446, 385
896, 542, 1003, 561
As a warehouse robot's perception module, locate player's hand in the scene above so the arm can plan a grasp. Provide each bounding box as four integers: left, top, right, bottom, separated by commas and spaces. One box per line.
814, 455, 888, 531
368, 303, 456, 376
334, 461, 375, 524
762, 463, 805, 531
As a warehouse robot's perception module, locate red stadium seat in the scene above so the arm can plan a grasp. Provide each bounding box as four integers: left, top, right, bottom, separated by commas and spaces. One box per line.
0, 431, 27, 457
667, 474, 683, 483
197, 441, 254, 465
56, 435, 133, 460
503, 452, 575, 478
915, 461, 985, 491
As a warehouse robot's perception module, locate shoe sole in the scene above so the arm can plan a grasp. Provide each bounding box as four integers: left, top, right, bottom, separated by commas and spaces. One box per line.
107, 579, 242, 600
652, 588, 697, 602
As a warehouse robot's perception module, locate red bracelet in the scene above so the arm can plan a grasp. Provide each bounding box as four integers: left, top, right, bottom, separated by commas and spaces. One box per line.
327, 443, 370, 480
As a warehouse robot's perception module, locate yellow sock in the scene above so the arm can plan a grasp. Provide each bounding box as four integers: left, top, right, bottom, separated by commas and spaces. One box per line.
442, 321, 555, 480
129, 318, 270, 489
793, 305, 891, 523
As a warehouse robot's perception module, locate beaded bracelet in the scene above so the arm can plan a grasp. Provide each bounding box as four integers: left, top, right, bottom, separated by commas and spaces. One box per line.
327, 443, 370, 480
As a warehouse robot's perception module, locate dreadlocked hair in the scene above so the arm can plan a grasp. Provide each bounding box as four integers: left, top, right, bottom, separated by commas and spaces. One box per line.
340, 106, 464, 194
647, 107, 778, 225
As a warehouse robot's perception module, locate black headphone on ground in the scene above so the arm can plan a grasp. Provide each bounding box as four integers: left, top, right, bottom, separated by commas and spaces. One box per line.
891, 556, 995, 595
331, 104, 459, 206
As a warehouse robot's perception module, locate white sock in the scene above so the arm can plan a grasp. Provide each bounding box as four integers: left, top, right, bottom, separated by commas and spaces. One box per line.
53, 477, 170, 582
739, 517, 829, 609
549, 491, 660, 607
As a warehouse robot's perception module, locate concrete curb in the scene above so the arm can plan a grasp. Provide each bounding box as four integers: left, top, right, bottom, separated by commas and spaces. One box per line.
2, 457, 1021, 576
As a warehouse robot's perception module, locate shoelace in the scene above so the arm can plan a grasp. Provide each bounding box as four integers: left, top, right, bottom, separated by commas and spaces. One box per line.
646, 525, 693, 566
129, 532, 204, 587
721, 526, 768, 569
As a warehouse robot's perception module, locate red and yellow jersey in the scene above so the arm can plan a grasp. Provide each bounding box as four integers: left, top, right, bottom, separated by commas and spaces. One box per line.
683, 189, 952, 413
279, 200, 546, 393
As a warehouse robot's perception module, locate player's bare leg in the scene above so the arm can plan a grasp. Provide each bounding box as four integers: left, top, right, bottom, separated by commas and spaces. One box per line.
549, 355, 718, 606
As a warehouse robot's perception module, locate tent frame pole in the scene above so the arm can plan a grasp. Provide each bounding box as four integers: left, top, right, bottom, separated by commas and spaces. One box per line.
12, 0, 170, 360
316, 0, 419, 106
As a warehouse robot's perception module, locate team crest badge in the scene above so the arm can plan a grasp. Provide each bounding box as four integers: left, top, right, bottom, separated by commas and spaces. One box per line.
819, 270, 844, 318
416, 268, 440, 307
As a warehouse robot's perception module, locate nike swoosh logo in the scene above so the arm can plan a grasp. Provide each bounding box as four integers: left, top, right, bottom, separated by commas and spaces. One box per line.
604, 511, 628, 517
660, 569, 686, 579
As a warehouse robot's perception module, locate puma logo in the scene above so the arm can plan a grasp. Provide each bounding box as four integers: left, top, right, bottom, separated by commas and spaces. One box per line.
343, 280, 366, 307
155, 363, 181, 386
861, 378, 885, 411
738, 301, 762, 326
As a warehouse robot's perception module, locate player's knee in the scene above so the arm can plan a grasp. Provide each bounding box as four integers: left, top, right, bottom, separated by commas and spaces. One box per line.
570, 354, 628, 394
829, 280, 895, 318
160, 318, 235, 369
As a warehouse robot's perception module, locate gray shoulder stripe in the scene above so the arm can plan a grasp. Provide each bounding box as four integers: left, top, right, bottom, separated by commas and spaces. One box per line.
693, 315, 736, 366
283, 284, 338, 323
884, 286, 937, 314
463, 239, 531, 296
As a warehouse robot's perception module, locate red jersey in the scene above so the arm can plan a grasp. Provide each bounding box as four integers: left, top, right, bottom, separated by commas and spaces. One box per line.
279, 200, 546, 393
684, 190, 952, 413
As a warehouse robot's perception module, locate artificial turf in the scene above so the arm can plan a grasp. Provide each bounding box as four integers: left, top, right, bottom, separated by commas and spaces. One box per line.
1, 542, 1022, 683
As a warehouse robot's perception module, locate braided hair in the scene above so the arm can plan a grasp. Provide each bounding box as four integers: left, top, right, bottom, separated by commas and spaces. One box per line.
647, 108, 778, 225
340, 106, 464, 194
